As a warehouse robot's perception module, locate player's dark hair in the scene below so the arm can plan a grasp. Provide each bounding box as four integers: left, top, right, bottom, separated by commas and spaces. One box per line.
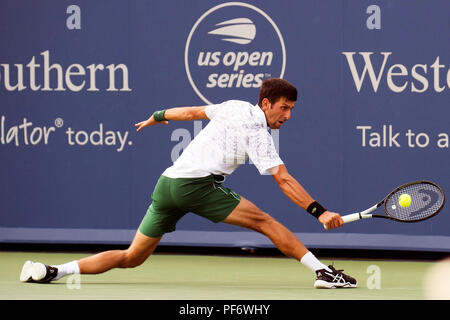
257, 78, 297, 107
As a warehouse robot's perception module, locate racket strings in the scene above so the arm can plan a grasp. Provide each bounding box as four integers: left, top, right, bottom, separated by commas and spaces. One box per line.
385, 183, 444, 221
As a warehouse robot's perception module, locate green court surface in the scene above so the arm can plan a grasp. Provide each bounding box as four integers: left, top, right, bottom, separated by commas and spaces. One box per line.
0, 251, 437, 300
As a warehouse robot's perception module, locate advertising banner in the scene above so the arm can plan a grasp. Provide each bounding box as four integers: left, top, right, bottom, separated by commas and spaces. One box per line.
1, 1, 448, 251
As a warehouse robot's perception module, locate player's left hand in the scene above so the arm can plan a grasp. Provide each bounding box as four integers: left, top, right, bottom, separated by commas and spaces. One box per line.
135, 116, 168, 132
319, 211, 344, 230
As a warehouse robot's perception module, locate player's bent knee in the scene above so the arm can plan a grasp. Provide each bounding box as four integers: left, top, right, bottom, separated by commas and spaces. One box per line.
121, 250, 148, 268
252, 212, 276, 234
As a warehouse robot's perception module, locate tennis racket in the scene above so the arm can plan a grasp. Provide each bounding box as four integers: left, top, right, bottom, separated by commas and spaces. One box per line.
325, 180, 445, 229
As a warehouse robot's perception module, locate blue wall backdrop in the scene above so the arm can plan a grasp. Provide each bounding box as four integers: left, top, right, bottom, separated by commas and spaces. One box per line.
1, 0, 449, 251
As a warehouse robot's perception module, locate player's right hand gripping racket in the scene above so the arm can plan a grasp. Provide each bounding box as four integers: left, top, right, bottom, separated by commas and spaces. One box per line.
325, 181, 445, 229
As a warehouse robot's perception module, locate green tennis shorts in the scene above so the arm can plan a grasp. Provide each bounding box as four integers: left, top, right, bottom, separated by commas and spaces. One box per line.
138, 175, 241, 238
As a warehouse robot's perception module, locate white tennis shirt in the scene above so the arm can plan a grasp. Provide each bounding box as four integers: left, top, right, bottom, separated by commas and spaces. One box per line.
162, 100, 284, 178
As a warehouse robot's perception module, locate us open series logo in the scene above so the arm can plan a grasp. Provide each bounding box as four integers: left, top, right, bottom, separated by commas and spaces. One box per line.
185, 2, 286, 104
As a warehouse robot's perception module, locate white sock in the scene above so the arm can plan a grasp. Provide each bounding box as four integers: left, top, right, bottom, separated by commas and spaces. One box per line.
51, 260, 80, 281
300, 251, 332, 273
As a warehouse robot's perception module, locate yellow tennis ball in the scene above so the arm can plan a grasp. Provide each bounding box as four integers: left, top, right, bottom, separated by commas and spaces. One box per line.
398, 193, 412, 207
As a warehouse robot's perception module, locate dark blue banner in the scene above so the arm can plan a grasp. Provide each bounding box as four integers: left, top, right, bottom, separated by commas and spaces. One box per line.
1, 1, 449, 251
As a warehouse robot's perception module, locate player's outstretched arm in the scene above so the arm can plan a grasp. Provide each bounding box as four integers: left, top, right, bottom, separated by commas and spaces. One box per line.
135, 106, 208, 132
271, 164, 343, 230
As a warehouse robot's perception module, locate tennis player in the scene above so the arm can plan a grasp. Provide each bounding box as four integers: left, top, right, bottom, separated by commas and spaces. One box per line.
20, 78, 357, 289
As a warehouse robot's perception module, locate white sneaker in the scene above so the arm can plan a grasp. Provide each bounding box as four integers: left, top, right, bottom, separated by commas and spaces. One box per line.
314, 265, 358, 289
19, 260, 34, 282
20, 261, 59, 283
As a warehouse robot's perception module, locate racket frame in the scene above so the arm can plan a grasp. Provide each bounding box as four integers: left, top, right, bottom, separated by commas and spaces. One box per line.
381, 180, 446, 222
326, 180, 445, 229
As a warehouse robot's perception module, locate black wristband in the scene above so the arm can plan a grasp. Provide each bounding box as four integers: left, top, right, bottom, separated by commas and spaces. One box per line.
306, 201, 326, 219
